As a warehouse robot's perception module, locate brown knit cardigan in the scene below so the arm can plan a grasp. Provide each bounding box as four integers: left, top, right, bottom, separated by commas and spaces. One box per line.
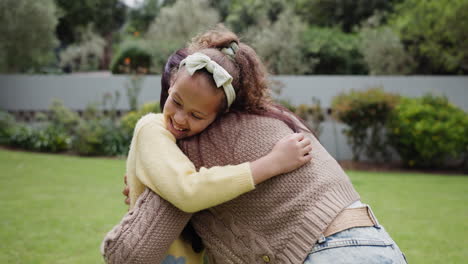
101, 113, 360, 264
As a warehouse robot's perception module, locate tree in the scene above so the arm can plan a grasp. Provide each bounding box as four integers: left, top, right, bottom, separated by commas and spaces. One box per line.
225, 0, 287, 34
295, 0, 402, 32
59, 25, 106, 72
247, 8, 312, 74
0, 0, 59, 72
126, 0, 161, 33
55, 0, 127, 69
303, 26, 367, 74
208, 0, 232, 21
390, 0, 468, 74
55, 0, 126, 44
358, 15, 414, 75
145, 0, 220, 73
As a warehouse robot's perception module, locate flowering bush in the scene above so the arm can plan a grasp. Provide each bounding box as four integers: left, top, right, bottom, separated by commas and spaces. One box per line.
111, 39, 152, 74
387, 95, 468, 168
332, 88, 400, 161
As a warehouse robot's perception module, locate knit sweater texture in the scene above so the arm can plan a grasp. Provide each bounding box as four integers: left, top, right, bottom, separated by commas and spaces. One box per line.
102, 113, 360, 264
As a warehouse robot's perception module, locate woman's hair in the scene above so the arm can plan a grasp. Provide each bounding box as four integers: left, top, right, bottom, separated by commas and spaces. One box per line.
161, 25, 310, 133
160, 48, 189, 110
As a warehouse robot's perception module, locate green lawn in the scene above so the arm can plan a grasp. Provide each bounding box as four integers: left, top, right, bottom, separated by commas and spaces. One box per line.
0, 149, 466, 263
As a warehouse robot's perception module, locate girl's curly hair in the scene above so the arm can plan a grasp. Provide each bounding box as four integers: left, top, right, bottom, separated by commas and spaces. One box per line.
186, 25, 271, 114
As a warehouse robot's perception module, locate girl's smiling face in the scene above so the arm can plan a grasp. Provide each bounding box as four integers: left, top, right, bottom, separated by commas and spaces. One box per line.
163, 68, 224, 139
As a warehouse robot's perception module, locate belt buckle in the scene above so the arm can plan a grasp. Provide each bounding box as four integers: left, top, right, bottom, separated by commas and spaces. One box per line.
366, 205, 381, 228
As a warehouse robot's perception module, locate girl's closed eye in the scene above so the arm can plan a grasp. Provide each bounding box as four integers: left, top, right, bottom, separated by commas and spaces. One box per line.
192, 113, 203, 120
173, 98, 182, 106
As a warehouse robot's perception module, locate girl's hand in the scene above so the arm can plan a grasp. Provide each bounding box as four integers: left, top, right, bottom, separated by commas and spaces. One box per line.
268, 133, 312, 175
123, 174, 130, 206
250, 133, 312, 184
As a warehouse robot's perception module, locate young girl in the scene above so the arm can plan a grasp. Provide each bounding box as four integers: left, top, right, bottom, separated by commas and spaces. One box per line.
124, 43, 312, 263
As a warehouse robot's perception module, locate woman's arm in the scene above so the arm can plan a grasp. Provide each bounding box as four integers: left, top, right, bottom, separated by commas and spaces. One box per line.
101, 188, 191, 264
129, 114, 311, 213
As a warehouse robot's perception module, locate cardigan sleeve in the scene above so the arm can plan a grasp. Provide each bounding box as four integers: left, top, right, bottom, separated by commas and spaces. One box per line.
101, 188, 191, 264
131, 114, 255, 213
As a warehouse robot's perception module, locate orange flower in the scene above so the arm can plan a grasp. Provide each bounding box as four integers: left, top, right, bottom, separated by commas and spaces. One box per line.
134, 31, 140, 37
124, 57, 131, 65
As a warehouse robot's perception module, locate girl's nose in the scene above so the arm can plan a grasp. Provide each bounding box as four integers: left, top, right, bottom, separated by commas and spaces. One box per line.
173, 111, 187, 126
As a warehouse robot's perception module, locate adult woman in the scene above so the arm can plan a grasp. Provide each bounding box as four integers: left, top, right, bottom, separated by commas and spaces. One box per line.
102, 27, 407, 264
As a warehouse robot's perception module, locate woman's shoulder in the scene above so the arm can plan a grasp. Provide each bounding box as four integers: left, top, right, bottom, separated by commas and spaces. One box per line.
217, 112, 291, 129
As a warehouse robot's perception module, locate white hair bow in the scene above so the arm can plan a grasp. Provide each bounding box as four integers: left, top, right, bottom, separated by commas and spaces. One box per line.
179, 52, 236, 108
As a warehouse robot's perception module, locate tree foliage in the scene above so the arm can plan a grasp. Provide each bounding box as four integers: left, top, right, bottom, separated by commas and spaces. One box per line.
145, 0, 220, 73
360, 26, 414, 75
390, 0, 468, 74
59, 25, 106, 72
0, 0, 59, 72
247, 8, 311, 75
126, 0, 161, 33
225, 0, 287, 33
303, 27, 367, 74
55, 0, 126, 45
295, 0, 402, 32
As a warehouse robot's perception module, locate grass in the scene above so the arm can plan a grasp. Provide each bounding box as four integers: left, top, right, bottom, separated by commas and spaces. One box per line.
0, 149, 467, 263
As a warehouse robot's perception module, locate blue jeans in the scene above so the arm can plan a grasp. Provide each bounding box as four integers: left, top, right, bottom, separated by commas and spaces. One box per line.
304, 226, 407, 264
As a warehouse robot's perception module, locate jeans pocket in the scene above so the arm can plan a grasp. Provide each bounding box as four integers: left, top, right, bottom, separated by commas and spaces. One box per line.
305, 228, 407, 264
310, 237, 393, 254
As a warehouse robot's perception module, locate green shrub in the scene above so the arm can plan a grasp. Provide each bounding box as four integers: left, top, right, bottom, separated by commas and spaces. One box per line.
0, 111, 15, 144
72, 119, 104, 156
8, 124, 34, 149
49, 100, 81, 134
99, 119, 129, 156
387, 95, 468, 168
111, 39, 152, 74
121, 101, 160, 136
73, 101, 160, 156
33, 124, 71, 152
332, 88, 400, 161
1, 102, 76, 152
72, 118, 127, 156
8, 123, 71, 152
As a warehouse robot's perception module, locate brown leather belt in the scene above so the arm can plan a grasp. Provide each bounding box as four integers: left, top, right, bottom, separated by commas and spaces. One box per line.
323, 206, 379, 237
